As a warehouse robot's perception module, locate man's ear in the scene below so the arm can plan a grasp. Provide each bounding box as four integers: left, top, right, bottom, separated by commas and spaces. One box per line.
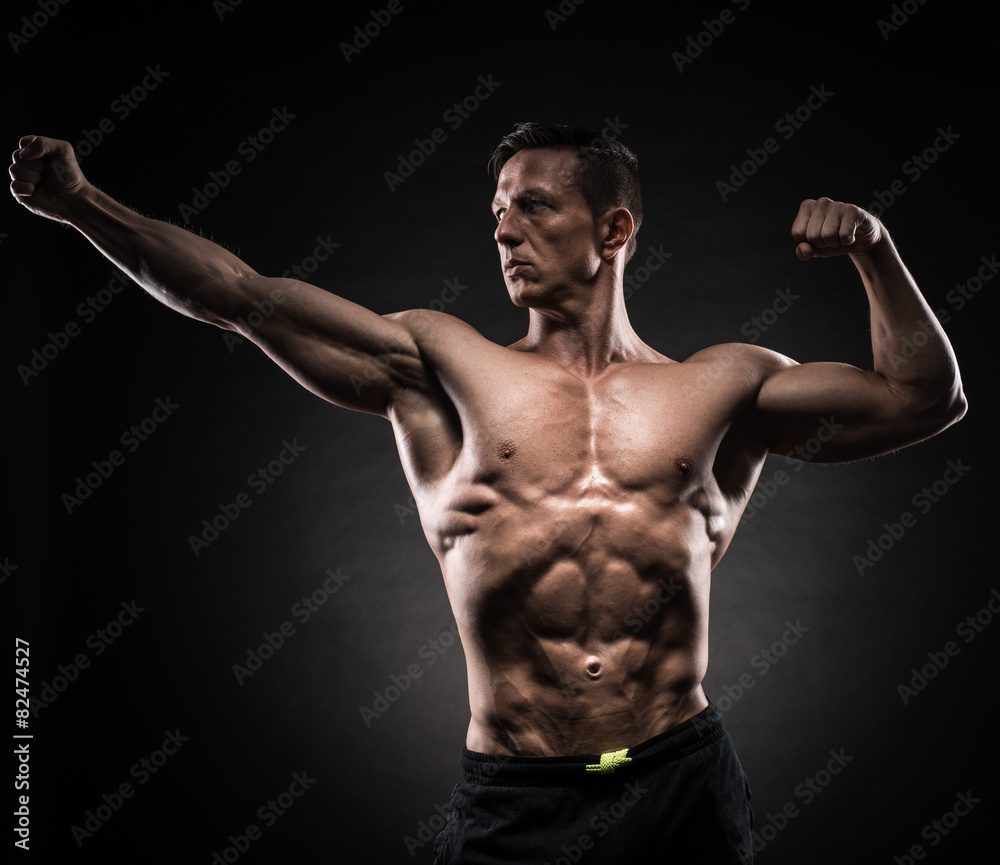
601, 207, 634, 262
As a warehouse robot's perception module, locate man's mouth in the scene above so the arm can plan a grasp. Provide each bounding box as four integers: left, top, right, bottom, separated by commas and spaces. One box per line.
504, 260, 531, 276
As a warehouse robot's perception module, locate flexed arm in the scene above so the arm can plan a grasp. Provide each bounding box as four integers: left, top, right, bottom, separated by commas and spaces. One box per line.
9, 135, 428, 415
751, 198, 967, 460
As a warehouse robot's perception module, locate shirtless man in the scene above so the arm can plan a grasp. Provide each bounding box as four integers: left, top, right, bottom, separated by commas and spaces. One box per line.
9, 124, 966, 863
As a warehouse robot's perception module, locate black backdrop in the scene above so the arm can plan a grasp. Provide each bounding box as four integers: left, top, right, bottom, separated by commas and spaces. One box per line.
4, 1, 997, 862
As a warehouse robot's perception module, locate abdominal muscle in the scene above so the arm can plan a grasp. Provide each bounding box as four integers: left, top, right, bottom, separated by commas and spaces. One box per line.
435, 483, 716, 757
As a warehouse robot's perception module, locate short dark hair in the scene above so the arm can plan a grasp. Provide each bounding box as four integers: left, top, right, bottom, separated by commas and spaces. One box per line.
488, 122, 643, 263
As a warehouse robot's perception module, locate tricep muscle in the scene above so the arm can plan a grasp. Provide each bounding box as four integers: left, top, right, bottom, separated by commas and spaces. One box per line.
224, 275, 427, 416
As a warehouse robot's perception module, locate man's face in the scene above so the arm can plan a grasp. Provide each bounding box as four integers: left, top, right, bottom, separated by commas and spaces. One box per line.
492, 148, 604, 308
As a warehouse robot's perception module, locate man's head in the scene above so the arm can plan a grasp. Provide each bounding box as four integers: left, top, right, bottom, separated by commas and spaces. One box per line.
488, 123, 643, 264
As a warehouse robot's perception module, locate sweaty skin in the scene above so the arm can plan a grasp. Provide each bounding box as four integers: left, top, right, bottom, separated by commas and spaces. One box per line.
9, 137, 966, 758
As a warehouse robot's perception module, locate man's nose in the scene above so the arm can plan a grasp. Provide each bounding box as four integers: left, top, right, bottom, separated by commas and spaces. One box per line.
494, 210, 520, 246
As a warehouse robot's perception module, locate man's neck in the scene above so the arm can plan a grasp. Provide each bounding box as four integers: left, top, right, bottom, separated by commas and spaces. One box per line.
512, 282, 651, 376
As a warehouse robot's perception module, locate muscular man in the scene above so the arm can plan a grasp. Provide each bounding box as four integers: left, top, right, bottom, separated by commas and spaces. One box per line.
10, 124, 966, 863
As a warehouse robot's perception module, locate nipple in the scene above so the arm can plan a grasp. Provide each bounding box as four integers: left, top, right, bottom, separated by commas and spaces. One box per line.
675, 457, 692, 475
497, 441, 517, 461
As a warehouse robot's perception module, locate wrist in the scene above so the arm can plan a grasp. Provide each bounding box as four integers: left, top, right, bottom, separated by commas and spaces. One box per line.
61, 181, 104, 226
850, 222, 895, 267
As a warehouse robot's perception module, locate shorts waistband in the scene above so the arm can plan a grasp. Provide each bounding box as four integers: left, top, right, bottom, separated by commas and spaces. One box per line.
461, 702, 725, 786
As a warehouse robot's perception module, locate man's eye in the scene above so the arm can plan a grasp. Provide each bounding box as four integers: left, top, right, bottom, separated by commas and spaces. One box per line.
526, 200, 546, 211
495, 208, 506, 221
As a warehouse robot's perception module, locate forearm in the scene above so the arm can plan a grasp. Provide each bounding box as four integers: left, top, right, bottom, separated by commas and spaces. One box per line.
63, 184, 256, 328
852, 235, 965, 416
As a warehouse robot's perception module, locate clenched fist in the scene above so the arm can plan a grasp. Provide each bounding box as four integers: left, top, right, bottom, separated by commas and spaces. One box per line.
9, 136, 91, 223
792, 197, 884, 261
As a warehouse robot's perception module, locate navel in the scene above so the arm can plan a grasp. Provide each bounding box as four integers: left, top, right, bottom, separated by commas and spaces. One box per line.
584, 656, 602, 679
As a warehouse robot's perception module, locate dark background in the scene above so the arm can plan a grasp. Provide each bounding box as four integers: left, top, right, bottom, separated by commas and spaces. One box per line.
4, 0, 996, 862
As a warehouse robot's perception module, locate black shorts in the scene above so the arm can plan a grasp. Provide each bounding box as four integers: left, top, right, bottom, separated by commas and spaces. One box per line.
433, 703, 753, 864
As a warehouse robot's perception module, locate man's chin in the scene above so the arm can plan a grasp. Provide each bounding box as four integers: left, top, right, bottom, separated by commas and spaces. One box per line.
507, 288, 542, 309
506, 278, 549, 309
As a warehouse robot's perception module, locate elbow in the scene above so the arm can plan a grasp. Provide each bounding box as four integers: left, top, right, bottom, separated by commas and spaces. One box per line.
908, 381, 968, 439
937, 371, 969, 426
944, 385, 969, 427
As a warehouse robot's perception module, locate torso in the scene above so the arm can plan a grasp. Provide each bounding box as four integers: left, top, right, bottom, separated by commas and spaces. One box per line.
386, 311, 773, 756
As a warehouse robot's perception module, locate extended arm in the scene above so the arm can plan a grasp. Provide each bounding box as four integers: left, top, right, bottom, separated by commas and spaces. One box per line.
753, 198, 967, 460
9, 135, 426, 415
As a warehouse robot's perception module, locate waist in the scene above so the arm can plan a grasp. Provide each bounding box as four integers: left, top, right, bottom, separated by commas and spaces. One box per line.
461, 702, 725, 787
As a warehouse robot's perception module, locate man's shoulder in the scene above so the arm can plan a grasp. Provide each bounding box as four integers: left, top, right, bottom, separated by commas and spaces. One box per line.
385, 308, 488, 341
673, 343, 800, 402
382, 308, 507, 362
682, 341, 797, 373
